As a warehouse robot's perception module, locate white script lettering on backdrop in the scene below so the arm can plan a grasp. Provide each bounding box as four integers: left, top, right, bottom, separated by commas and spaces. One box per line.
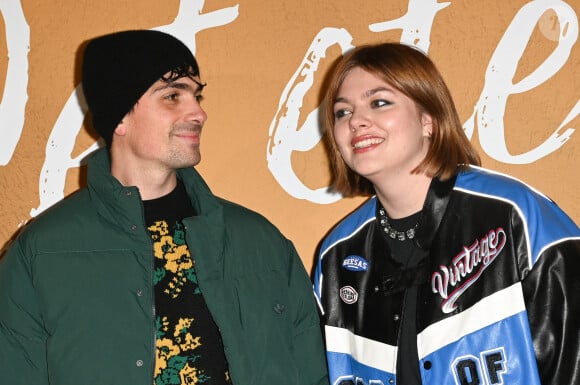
0, 0, 577, 218
464, 0, 578, 164
266, 27, 353, 204
267, 0, 450, 203
268, 0, 578, 202
0, 0, 29, 166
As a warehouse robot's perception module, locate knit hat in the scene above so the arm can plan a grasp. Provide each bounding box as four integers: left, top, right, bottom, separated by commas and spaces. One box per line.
81, 30, 200, 147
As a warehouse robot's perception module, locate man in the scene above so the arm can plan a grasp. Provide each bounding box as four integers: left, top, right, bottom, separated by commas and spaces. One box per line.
0, 30, 328, 385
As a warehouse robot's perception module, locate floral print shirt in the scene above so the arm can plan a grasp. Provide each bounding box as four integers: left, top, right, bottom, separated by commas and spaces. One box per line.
144, 181, 231, 385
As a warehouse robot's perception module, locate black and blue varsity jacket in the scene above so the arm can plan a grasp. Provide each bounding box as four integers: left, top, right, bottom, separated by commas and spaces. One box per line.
314, 166, 580, 385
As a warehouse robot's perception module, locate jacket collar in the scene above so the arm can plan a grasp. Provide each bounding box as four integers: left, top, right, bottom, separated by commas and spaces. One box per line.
87, 148, 221, 213
414, 175, 457, 250
177, 166, 226, 279
86, 148, 226, 262
86, 148, 142, 227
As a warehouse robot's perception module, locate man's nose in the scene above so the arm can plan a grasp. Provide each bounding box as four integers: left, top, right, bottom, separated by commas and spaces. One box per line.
187, 99, 207, 125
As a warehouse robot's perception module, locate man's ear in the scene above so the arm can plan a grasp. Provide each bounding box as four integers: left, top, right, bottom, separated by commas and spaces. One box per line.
114, 118, 128, 137
422, 113, 433, 137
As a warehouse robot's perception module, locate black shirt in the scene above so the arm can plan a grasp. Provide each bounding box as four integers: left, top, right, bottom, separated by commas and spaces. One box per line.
144, 180, 231, 385
380, 210, 424, 385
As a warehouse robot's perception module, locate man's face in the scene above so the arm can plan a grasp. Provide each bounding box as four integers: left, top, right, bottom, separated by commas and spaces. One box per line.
114, 74, 207, 172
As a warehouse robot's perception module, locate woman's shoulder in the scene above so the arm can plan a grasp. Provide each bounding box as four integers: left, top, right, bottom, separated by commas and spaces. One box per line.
320, 197, 377, 254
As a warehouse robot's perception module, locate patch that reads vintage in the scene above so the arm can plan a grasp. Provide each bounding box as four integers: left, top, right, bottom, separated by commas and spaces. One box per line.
431, 227, 507, 313
342, 255, 369, 272
339, 286, 359, 304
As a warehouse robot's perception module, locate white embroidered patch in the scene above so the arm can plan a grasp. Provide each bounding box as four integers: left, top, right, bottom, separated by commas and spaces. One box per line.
431, 227, 507, 313
340, 286, 359, 304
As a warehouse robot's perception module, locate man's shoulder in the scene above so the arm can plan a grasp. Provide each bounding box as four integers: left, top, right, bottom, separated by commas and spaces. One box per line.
215, 197, 292, 246
179, 169, 276, 230
218, 197, 278, 229
17, 188, 93, 241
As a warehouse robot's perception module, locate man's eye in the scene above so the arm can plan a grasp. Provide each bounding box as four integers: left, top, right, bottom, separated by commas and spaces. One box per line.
195, 94, 204, 103
164, 93, 179, 101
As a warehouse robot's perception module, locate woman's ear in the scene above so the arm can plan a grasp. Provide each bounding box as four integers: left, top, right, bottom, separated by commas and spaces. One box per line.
422, 113, 433, 137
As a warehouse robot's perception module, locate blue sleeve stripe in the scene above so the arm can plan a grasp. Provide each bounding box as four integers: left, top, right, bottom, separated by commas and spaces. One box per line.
326, 351, 396, 385
319, 197, 377, 259
455, 167, 580, 265
325, 325, 397, 372
420, 282, 526, 357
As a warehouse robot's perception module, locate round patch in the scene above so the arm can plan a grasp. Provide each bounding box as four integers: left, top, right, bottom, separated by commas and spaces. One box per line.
340, 286, 359, 304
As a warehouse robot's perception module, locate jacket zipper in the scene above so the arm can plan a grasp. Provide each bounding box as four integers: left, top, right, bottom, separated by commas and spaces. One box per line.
148, 231, 157, 381
150, 246, 156, 381
137, 193, 157, 381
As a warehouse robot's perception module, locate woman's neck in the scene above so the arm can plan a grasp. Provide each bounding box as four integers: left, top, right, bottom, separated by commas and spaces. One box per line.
373, 172, 432, 219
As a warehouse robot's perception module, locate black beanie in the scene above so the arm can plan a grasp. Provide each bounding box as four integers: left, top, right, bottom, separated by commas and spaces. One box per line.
81, 30, 200, 147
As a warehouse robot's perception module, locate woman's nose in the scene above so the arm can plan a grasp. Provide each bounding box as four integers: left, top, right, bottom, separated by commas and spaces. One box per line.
349, 109, 370, 131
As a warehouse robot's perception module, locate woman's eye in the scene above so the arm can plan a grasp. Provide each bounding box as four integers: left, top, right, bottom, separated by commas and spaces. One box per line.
334, 108, 351, 120
372, 99, 391, 108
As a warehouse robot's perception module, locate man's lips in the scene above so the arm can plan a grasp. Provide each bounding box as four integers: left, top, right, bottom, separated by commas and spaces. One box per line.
174, 131, 200, 143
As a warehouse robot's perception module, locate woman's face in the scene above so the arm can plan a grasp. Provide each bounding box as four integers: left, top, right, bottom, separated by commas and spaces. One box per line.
332, 67, 432, 183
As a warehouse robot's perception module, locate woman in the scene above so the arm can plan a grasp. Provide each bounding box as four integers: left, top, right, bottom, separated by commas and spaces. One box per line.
313, 42, 580, 385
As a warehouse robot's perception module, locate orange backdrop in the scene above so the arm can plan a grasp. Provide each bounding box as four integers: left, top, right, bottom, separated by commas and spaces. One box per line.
1, 0, 579, 271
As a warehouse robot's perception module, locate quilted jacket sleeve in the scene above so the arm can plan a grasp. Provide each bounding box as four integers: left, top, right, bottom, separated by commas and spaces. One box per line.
0, 238, 49, 385
286, 240, 329, 385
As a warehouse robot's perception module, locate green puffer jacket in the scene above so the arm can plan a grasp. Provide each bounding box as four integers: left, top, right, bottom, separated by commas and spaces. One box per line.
0, 148, 329, 385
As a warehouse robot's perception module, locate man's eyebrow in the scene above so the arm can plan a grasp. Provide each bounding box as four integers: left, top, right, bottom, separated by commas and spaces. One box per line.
152, 80, 204, 94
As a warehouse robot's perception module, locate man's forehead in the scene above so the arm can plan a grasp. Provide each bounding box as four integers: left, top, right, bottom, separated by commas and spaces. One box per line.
150, 75, 205, 92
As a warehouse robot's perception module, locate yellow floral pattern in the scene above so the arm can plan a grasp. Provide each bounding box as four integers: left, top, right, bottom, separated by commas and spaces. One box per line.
150, 219, 230, 385
149, 221, 195, 299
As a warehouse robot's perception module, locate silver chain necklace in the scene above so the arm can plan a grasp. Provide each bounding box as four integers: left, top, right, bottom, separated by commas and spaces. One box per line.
378, 206, 419, 241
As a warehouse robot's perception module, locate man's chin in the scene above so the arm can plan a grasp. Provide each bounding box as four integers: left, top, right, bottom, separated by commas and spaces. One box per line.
171, 154, 201, 169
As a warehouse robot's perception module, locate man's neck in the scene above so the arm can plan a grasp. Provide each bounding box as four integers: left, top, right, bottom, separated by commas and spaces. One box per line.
111, 162, 178, 200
